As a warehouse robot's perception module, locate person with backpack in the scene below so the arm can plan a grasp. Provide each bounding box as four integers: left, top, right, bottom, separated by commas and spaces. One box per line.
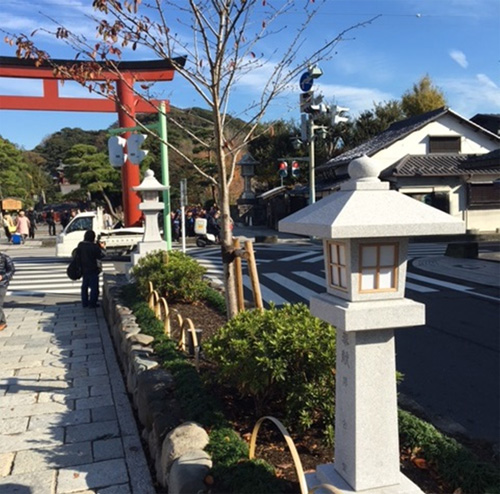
75, 230, 106, 308
0, 251, 15, 331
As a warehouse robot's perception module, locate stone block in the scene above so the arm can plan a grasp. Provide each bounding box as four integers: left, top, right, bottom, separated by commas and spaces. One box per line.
159, 422, 209, 487
168, 450, 212, 494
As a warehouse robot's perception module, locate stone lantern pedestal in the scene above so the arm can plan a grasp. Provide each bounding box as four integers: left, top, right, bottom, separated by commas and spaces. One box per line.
279, 156, 465, 494
131, 169, 169, 265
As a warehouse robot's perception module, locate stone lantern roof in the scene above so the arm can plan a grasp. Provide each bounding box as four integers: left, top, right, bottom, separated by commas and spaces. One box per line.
279, 155, 465, 239
132, 169, 168, 192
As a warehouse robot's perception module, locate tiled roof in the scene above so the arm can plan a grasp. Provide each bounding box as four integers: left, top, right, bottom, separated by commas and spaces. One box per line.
388, 153, 500, 177
317, 107, 448, 174
316, 107, 500, 181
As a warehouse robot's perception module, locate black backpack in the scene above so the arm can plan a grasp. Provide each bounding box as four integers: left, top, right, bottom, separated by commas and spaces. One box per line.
66, 252, 82, 280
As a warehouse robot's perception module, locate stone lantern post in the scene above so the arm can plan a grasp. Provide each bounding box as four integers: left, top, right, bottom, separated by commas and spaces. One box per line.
237, 153, 259, 225
279, 155, 465, 494
131, 169, 169, 265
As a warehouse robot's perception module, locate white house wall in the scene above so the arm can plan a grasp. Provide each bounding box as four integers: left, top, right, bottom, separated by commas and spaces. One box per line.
466, 209, 500, 232
372, 114, 499, 173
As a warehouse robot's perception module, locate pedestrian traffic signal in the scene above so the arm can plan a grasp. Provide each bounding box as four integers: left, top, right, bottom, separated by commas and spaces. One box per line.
291, 161, 300, 177
279, 161, 288, 178
127, 133, 149, 165
108, 136, 127, 167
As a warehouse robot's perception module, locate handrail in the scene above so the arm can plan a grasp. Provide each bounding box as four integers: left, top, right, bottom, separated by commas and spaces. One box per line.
249, 416, 308, 494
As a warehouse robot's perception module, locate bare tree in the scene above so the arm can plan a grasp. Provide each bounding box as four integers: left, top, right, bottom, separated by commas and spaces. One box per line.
6, 1, 378, 318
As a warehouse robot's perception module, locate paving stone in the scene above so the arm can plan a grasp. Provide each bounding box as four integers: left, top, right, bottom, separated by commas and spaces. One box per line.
0, 427, 64, 454
0, 452, 14, 476
28, 410, 90, 430
1, 402, 72, 420
97, 485, 131, 494
38, 386, 89, 403
90, 383, 112, 397
71, 348, 104, 358
0, 468, 56, 494
0, 417, 29, 434
93, 438, 124, 461
56, 458, 128, 493
73, 376, 110, 389
76, 395, 114, 411
91, 406, 117, 423
65, 420, 119, 444
0, 393, 37, 408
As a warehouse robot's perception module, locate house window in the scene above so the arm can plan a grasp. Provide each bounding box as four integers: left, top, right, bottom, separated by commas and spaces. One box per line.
429, 136, 461, 153
468, 183, 500, 207
327, 241, 348, 289
359, 243, 398, 292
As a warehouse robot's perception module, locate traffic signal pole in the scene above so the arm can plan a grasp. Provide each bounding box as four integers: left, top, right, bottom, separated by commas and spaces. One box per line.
159, 101, 172, 250
308, 116, 316, 205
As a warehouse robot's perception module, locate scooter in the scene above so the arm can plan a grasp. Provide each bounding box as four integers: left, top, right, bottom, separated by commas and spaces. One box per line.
194, 217, 219, 248
196, 232, 218, 248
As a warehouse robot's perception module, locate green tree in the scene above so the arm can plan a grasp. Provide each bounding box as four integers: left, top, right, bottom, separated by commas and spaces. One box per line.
63, 144, 122, 215
401, 75, 447, 117
0, 137, 48, 206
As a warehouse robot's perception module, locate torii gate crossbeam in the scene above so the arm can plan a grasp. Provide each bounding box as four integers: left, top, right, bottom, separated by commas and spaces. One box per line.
0, 56, 186, 226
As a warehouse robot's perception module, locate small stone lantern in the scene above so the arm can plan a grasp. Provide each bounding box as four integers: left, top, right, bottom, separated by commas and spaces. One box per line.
238, 153, 258, 200
131, 169, 168, 265
279, 155, 465, 494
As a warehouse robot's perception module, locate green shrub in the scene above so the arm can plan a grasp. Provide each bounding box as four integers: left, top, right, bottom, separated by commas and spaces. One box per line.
204, 303, 336, 440
201, 284, 227, 314
398, 410, 500, 494
131, 250, 207, 303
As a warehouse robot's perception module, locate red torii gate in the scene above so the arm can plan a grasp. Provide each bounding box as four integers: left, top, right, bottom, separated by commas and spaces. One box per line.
0, 56, 185, 226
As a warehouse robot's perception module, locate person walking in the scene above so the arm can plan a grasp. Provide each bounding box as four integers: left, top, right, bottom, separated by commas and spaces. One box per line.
27, 208, 37, 239
15, 210, 30, 244
0, 251, 15, 331
2, 212, 14, 243
75, 230, 106, 308
46, 209, 56, 236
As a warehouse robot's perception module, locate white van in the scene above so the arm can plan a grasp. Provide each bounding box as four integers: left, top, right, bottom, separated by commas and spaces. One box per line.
55, 208, 143, 258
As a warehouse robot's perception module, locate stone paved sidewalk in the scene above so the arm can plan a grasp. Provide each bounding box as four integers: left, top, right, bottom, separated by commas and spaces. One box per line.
0, 297, 155, 494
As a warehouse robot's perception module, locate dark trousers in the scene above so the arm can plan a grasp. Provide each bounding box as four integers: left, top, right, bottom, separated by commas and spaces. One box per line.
81, 272, 99, 307
48, 221, 56, 235
0, 285, 7, 324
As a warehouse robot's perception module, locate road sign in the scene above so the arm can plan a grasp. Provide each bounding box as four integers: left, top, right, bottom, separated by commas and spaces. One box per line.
299, 71, 314, 92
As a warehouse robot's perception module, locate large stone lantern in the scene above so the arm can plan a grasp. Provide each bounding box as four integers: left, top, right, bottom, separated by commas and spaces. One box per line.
131, 169, 168, 265
279, 155, 465, 494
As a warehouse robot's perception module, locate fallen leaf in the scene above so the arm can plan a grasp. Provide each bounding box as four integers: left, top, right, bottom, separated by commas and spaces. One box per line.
412, 457, 428, 469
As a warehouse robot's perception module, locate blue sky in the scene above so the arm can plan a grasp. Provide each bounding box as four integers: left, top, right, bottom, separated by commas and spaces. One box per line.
0, 0, 499, 150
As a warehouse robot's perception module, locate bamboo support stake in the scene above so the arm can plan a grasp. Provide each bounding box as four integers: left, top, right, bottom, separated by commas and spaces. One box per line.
245, 240, 263, 310
233, 237, 245, 312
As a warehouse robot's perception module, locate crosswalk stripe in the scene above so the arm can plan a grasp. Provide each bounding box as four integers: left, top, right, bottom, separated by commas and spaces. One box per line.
279, 251, 316, 262
294, 271, 326, 288
242, 275, 288, 306
405, 282, 439, 293
262, 272, 317, 302
303, 255, 324, 263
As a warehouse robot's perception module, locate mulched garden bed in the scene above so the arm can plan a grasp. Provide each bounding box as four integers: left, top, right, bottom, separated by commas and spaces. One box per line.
167, 299, 495, 494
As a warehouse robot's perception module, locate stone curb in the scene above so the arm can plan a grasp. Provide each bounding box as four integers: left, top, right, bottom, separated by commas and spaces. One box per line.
101, 274, 212, 493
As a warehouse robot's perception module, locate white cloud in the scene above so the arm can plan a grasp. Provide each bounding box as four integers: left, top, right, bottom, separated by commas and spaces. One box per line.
449, 50, 468, 68
439, 73, 500, 117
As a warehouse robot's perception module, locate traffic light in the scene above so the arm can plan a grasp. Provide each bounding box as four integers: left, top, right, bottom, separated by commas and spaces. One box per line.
279, 161, 288, 178
127, 133, 149, 165
299, 91, 314, 113
333, 105, 350, 124
108, 136, 127, 167
291, 161, 300, 177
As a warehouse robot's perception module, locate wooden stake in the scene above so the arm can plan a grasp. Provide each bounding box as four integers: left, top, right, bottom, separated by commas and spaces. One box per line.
245, 240, 263, 310
233, 237, 245, 313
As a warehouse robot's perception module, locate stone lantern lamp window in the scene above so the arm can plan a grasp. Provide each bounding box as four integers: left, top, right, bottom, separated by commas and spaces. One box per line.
326, 241, 348, 290
359, 242, 398, 292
